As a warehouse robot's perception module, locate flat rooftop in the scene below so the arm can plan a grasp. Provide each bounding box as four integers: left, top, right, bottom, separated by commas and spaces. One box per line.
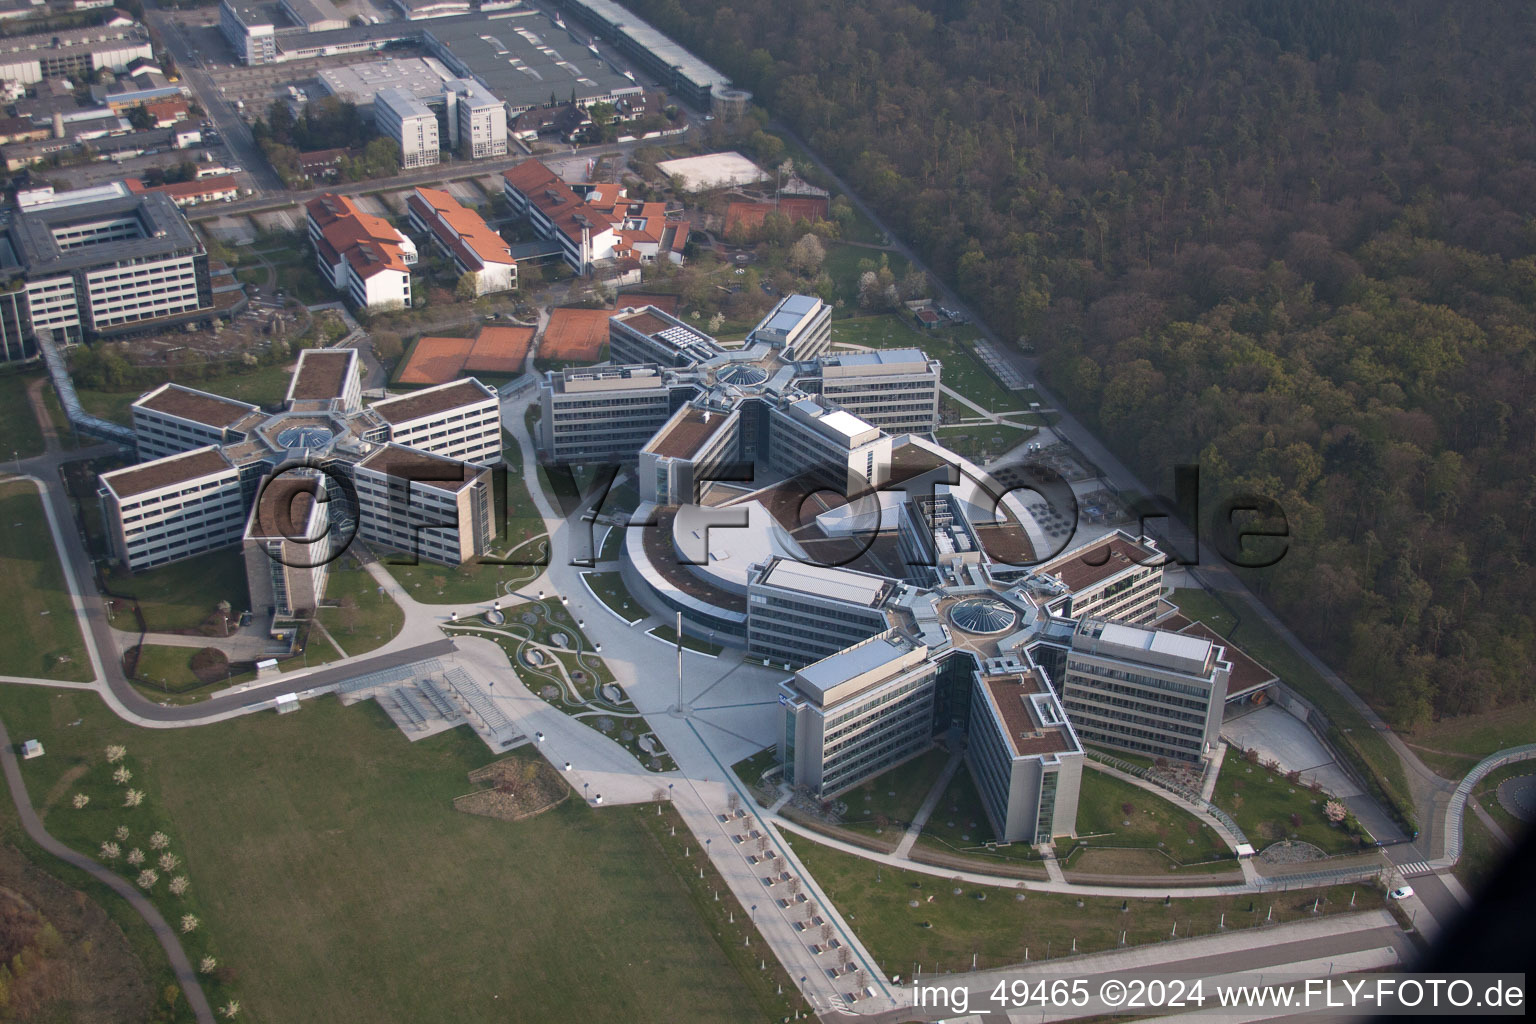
1039, 533, 1160, 592
647, 405, 731, 460
757, 559, 891, 607
980, 671, 1076, 757
134, 384, 258, 429
317, 56, 454, 105
371, 378, 492, 424
288, 349, 355, 402
423, 15, 640, 113
247, 474, 320, 540
795, 631, 922, 704
358, 445, 480, 490
9, 190, 202, 273
102, 447, 233, 499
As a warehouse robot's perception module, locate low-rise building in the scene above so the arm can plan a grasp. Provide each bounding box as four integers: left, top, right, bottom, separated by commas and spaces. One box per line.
305, 193, 417, 312
750, 293, 831, 361
406, 187, 516, 296
131, 384, 263, 460
243, 470, 332, 618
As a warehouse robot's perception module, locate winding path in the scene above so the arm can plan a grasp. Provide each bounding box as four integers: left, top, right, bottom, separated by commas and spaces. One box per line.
0, 716, 214, 1024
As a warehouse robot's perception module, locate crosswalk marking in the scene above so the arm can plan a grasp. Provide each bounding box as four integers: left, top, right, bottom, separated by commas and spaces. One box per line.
1396, 860, 1433, 877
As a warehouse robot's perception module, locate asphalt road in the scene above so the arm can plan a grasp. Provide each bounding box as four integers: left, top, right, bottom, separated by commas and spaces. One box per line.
142, 0, 283, 192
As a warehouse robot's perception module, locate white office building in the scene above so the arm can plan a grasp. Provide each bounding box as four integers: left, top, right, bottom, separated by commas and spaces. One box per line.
808, 348, 942, 435
218, 1, 277, 64
539, 364, 675, 464
131, 384, 263, 461
446, 77, 507, 159
1061, 617, 1231, 763
370, 378, 502, 466
99, 447, 246, 571
749, 293, 831, 361
354, 445, 492, 565
375, 88, 440, 169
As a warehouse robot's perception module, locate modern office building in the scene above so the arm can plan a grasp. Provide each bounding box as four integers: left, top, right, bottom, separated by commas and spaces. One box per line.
965, 657, 1083, 844
749, 293, 831, 361
354, 444, 492, 565
747, 559, 902, 668
445, 77, 508, 159
1, 184, 215, 347
305, 193, 417, 311
538, 363, 675, 464
806, 348, 942, 435
1030, 531, 1165, 624
131, 384, 264, 461
218, 1, 278, 64
375, 88, 441, 169
286, 347, 362, 412
406, 187, 517, 296
1060, 616, 1231, 763
370, 377, 502, 466
101, 355, 502, 606
777, 630, 1084, 844
765, 397, 892, 495
242, 470, 332, 618
99, 447, 247, 572
608, 305, 723, 367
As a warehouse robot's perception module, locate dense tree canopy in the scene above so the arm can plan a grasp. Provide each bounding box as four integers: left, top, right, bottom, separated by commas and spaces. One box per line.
629, 0, 1536, 724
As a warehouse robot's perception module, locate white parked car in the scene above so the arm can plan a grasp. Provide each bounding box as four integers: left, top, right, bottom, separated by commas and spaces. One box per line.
1389, 885, 1414, 900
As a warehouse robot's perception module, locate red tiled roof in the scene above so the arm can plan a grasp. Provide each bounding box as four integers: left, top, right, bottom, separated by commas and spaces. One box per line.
408, 187, 514, 272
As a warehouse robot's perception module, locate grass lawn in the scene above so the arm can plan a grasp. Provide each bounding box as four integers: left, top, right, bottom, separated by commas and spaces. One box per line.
581, 570, 646, 624
842, 747, 950, 832
934, 423, 1036, 463
126, 643, 227, 690
910, 763, 1039, 867
499, 430, 547, 548
1452, 811, 1509, 898
103, 547, 249, 633
2, 686, 790, 1024
285, 624, 343, 672
1470, 761, 1536, 837
316, 556, 404, 656
1171, 588, 1416, 834
1404, 703, 1536, 765
0, 482, 93, 681
732, 745, 779, 787
1211, 762, 1363, 855
380, 555, 540, 607
0, 371, 47, 458
786, 833, 1380, 972
1070, 765, 1229, 864
647, 623, 723, 657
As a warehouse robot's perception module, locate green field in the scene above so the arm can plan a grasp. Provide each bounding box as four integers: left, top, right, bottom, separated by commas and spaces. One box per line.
1212, 762, 1362, 855
0, 371, 47, 459
1172, 588, 1416, 833
787, 833, 1379, 972
581, 570, 645, 624
103, 547, 250, 634
1405, 704, 1536, 767
841, 747, 950, 833
127, 643, 235, 692
381, 554, 541, 607
934, 423, 1036, 462
3, 686, 794, 1024
1452, 811, 1508, 898
315, 556, 405, 656
1071, 765, 1229, 864
0, 482, 92, 681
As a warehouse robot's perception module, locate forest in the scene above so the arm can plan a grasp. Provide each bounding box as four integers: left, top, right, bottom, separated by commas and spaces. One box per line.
625, 0, 1536, 727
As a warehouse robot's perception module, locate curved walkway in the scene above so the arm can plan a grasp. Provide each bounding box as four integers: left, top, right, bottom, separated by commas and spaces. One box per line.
0, 715, 214, 1024
1442, 743, 1536, 865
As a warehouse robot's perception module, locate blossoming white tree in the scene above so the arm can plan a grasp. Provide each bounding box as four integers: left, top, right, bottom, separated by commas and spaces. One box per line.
114, 825, 130, 841
72, 793, 90, 809
149, 831, 170, 850
126, 848, 145, 866
99, 841, 121, 860
180, 914, 199, 934
106, 745, 127, 763
136, 869, 158, 890
199, 955, 218, 974
113, 766, 133, 785
158, 852, 180, 872
169, 875, 190, 896
123, 789, 144, 807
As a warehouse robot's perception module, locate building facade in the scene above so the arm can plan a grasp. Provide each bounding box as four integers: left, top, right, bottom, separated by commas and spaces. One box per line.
99, 447, 246, 571
370, 378, 502, 466
406, 187, 516, 296
1060, 617, 1231, 763
538, 363, 675, 464
375, 88, 440, 169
